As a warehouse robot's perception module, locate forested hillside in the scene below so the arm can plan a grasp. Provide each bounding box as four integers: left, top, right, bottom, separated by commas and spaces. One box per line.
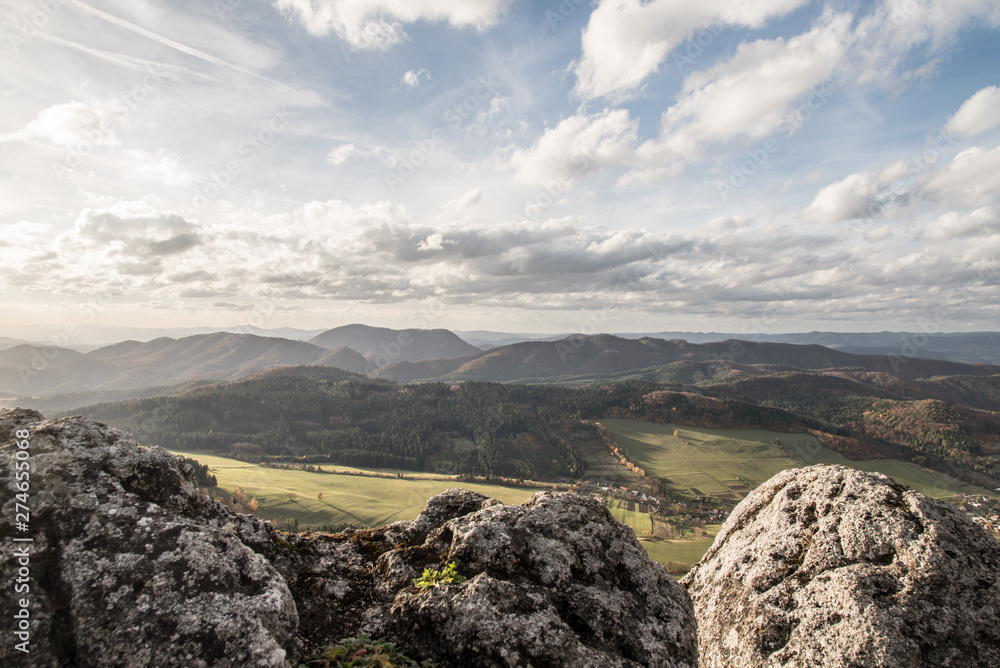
70, 363, 1000, 491
70, 367, 818, 479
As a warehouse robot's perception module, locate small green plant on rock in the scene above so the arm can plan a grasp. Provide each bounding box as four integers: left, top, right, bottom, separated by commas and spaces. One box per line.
411, 560, 467, 590
298, 632, 437, 667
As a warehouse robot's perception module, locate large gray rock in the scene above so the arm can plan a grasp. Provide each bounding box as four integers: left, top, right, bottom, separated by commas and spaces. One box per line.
0, 408, 298, 668
682, 464, 1000, 668
0, 408, 697, 667
365, 489, 698, 667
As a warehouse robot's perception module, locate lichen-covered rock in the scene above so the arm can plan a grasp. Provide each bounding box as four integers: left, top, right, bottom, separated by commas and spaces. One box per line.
366, 490, 698, 667
0, 408, 298, 668
682, 464, 1000, 668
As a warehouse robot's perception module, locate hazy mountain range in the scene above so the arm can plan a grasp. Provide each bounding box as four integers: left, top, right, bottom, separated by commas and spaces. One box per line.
2, 325, 998, 412
3, 327, 998, 366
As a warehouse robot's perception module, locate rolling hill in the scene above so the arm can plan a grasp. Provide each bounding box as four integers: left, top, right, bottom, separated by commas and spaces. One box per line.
308, 324, 480, 365
372, 334, 1000, 384
0, 333, 368, 397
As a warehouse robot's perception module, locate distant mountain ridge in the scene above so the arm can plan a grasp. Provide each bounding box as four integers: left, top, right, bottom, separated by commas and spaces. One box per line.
372, 334, 1000, 384
4, 327, 999, 414
456, 330, 1000, 365
0, 333, 368, 397
308, 324, 481, 366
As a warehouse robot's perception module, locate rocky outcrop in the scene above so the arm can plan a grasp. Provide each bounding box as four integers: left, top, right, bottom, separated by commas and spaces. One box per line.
0, 408, 297, 668
0, 409, 697, 667
682, 464, 1000, 668
366, 489, 697, 667
6, 408, 999, 668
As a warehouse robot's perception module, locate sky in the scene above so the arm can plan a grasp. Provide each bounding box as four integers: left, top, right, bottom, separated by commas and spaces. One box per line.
1, 0, 999, 342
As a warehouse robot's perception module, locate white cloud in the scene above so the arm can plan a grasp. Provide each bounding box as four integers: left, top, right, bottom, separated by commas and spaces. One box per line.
633, 14, 851, 169
3, 195, 998, 328
919, 207, 999, 242
272, 0, 513, 48
326, 143, 394, 167
946, 86, 1000, 137
573, 0, 810, 100
801, 172, 883, 224
921, 144, 1000, 208
401, 68, 430, 87
442, 187, 483, 212
508, 109, 638, 186
13, 101, 119, 148
327, 143, 366, 165
852, 0, 1000, 87
417, 233, 445, 251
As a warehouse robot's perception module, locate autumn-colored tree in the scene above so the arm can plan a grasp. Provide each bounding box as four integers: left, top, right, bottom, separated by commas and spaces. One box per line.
232, 486, 248, 506
248, 497, 260, 512
286, 491, 296, 501
316, 492, 324, 500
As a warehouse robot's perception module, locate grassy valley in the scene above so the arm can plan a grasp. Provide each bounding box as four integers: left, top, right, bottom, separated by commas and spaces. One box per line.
64, 348, 1000, 571
170, 450, 545, 529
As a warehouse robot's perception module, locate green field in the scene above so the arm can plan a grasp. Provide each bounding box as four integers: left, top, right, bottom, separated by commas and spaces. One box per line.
173, 450, 715, 569
640, 524, 722, 568
606, 503, 653, 535
781, 439, 994, 499
600, 418, 994, 500
171, 451, 543, 529
599, 419, 804, 500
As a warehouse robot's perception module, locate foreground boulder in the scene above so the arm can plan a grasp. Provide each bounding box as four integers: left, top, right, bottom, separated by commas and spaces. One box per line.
0, 409, 697, 667
683, 465, 1000, 668
0, 408, 297, 668
366, 488, 698, 666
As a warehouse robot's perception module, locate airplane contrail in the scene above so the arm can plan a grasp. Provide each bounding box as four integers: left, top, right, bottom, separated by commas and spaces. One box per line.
66, 0, 338, 110
39, 33, 223, 83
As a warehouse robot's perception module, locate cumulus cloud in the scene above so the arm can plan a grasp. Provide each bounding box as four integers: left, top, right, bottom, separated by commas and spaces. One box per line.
508, 109, 637, 186
272, 0, 513, 49
326, 143, 393, 166
919, 207, 999, 242
442, 187, 483, 212
327, 143, 366, 165
632, 14, 851, 171
573, 0, 810, 100
2, 195, 998, 327
68, 202, 204, 258
921, 144, 1000, 208
852, 0, 1000, 87
945, 86, 1000, 137
800, 171, 884, 224
401, 68, 430, 87
7, 101, 119, 148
